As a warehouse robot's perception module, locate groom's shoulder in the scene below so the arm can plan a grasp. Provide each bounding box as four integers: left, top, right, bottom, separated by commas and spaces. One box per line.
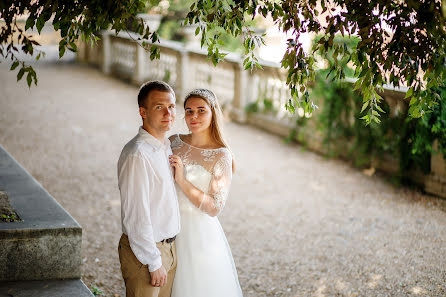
120, 135, 146, 158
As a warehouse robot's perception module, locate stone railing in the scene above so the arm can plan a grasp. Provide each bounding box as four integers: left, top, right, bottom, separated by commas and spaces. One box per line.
77, 30, 445, 198
77, 30, 292, 124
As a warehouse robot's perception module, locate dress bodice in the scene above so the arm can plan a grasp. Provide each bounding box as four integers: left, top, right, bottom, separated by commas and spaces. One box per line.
170, 134, 232, 216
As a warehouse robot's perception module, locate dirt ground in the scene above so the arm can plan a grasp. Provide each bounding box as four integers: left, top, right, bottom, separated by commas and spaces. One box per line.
1, 63, 445, 297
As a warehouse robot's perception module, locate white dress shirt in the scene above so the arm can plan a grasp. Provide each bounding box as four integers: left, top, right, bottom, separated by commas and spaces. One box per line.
118, 127, 180, 272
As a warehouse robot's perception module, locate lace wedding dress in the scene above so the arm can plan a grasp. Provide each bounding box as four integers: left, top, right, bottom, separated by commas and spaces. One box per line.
170, 134, 243, 297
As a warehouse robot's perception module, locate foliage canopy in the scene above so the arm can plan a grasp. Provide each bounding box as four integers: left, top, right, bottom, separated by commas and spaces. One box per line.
1, 0, 445, 124
185, 0, 446, 123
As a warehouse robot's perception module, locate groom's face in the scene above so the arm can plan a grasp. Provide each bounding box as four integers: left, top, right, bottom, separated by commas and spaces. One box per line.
140, 90, 176, 134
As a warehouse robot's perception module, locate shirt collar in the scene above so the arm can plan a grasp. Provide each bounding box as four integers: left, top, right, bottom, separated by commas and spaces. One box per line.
138, 127, 171, 151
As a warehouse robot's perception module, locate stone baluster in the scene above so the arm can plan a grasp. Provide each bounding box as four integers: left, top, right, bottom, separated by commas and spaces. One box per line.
176, 49, 189, 103
101, 31, 111, 75
133, 41, 146, 85
231, 62, 248, 123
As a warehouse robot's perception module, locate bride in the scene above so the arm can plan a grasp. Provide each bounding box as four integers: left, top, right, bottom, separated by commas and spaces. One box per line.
168, 88, 243, 297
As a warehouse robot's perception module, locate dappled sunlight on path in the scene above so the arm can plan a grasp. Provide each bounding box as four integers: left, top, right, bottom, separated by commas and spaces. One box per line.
1, 63, 445, 297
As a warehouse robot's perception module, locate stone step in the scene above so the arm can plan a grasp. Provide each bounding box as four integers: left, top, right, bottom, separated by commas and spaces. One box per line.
0, 279, 93, 297
0, 145, 83, 282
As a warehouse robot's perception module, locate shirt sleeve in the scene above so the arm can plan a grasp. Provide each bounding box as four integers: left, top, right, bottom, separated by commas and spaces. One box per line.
199, 150, 233, 216
118, 153, 162, 272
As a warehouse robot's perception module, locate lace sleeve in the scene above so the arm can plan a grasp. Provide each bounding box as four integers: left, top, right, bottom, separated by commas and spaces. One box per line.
199, 149, 233, 216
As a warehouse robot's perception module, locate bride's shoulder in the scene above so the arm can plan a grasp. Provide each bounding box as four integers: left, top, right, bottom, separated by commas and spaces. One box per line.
212, 148, 232, 175
215, 147, 232, 160
168, 133, 183, 148
167, 133, 176, 142
171, 133, 191, 142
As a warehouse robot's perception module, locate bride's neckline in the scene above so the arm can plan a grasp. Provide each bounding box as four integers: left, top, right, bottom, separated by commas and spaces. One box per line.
178, 134, 226, 151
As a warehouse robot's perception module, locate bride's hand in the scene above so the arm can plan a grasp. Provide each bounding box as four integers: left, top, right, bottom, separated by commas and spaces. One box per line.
169, 154, 185, 185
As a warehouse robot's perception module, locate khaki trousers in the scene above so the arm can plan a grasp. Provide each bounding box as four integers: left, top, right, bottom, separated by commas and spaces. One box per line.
118, 234, 177, 297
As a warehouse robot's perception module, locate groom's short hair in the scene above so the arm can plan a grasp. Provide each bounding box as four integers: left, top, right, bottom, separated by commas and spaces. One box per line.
138, 80, 175, 108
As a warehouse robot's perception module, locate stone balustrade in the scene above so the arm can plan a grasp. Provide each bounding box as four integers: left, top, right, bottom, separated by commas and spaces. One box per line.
77, 30, 445, 198
77, 30, 291, 124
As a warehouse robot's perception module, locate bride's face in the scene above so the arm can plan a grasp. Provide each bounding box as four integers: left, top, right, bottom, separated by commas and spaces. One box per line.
184, 97, 213, 134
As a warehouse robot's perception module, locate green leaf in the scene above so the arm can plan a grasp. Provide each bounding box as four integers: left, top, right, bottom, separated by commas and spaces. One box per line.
69, 41, 77, 52
200, 35, 205, 48
31, 68, 38, 85
10, 61, 19, 70
235, 18, 242, 31
25, 17, 35, 31
26, 72, 32, 87
17, 68, 25, 81
360, 100, 369, 113
150, 46, 160, 60
359, 67, 368, 78
405, 87, 413, 99
372, 117, 381, 124
36, 16, 45, 34
375, 104, 385, 113
59, 46, 66, 58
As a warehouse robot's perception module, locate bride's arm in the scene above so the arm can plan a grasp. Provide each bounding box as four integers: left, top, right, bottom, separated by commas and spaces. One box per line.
169, 151, 232, 217
168, 154, 209, 210
178, 177, 220, 216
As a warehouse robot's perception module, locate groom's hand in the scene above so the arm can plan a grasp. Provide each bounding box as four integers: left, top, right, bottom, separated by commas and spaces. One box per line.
150, 265, 167, 287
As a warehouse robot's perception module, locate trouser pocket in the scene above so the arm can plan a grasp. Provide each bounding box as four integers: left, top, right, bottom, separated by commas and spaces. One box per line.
118, 234, 144, 280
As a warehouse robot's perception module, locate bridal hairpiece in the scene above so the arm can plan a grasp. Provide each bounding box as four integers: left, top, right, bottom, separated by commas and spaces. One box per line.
185, 89, 218, 108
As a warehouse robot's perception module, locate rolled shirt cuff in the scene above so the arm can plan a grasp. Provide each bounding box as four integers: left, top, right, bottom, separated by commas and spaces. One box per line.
148, 256, 162, 272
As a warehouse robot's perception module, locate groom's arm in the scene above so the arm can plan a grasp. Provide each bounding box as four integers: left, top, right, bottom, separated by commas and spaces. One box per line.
118, 153, 163, 272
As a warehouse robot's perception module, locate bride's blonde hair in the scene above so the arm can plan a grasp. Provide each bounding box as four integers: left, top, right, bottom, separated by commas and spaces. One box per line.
184, 89, 235, 173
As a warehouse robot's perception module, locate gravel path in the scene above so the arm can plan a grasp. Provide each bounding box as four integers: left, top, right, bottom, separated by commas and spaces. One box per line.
1, 63, 445, 297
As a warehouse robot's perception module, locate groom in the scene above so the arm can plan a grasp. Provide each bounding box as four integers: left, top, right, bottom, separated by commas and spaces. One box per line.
117, 80, 180, 297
